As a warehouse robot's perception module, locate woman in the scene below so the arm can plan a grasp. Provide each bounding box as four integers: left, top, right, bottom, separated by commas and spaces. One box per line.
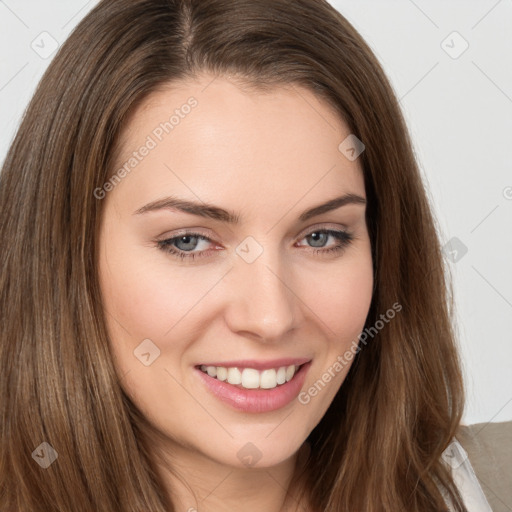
0, 0, 492, 510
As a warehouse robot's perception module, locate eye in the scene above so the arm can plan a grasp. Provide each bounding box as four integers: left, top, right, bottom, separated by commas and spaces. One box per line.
156, 228, 354, 261
296, 229, 354, 256
156, 232, 214, 261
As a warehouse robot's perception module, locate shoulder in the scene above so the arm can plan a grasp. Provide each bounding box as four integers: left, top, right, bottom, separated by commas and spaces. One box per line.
449, 421, 512, 512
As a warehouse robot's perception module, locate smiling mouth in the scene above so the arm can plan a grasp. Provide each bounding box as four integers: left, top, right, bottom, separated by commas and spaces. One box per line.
196, 363, 304, 390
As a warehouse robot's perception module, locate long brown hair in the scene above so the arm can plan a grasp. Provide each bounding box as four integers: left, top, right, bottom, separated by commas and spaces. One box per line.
0, 0, 466, 510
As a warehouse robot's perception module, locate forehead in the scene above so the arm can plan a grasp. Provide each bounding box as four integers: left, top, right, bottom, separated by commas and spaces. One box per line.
109, 74, 365, 216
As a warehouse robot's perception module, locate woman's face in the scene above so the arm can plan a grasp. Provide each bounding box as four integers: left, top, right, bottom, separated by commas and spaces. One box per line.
98, 74, 373, 469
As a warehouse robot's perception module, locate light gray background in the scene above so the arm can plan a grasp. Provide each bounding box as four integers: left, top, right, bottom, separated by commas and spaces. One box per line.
0, 0, 511, 425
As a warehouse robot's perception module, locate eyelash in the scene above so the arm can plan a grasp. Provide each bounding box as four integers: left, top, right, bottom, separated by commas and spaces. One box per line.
156, 228, 354, 261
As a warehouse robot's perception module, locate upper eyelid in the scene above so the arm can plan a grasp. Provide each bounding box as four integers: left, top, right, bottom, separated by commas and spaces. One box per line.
297, 223, 349, 238
162, 223, 349, 243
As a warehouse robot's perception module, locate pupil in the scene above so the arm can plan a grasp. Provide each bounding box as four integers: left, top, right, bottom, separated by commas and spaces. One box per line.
176, 235, 198, 251
309, 232, 326, 248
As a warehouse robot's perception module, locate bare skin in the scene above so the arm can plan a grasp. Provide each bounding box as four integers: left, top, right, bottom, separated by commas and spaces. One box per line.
98, 73, 373, 512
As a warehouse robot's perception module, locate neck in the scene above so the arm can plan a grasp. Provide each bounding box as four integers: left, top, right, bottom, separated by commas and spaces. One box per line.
150, 437, 312, 512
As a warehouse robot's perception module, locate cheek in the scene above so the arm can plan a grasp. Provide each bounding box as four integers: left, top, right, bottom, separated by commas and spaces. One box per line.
296, 252, 373, 418
99, 230, 214, 343
101, 264, 185, 338
98, 235, 210, 412
302, 251, 374, 341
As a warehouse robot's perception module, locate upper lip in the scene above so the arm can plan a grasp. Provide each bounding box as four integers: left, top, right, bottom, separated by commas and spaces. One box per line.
196, 357, 311, 371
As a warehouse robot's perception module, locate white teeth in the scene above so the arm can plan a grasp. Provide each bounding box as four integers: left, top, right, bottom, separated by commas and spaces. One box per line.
216, 366, 228, 381
241, 368, 260, 389
227, 367, 242, 385
199, 364, 301, 389
260, 369, 277, 389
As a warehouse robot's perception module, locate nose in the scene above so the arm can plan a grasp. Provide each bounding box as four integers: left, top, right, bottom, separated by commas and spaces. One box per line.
223, 243, 299, 342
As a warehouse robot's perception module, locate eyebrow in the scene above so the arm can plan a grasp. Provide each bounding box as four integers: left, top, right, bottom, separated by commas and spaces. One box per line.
133, 193, 366, 223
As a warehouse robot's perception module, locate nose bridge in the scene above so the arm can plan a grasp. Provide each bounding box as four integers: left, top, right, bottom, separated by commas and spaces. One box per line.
225, 236, 298, 340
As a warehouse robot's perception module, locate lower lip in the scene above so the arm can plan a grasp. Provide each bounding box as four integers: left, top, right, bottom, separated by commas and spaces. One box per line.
194, 362, 311, 413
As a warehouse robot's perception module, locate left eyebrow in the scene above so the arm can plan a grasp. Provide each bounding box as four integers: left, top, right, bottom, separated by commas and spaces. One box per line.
133, 193, 366, 223
298, 193, 366, 221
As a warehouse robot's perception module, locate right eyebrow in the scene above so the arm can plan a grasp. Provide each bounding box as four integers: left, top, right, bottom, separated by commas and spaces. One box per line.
133, 196, 241, 223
